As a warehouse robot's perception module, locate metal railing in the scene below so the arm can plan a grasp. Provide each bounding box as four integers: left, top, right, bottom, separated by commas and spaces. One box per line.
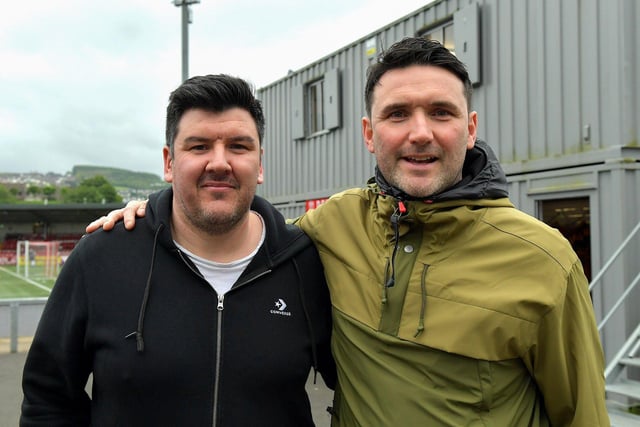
589, 220, 640, 332
587, 220, 640, 382
589, 220, 640, 293
0, 297, 48, 353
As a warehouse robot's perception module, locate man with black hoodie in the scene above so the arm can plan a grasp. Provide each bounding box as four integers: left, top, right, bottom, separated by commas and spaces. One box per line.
20, 74, 335, 426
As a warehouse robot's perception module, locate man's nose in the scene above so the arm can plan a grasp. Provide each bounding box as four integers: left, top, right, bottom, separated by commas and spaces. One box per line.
205, 145, 232, 173
409, 113, 434, 144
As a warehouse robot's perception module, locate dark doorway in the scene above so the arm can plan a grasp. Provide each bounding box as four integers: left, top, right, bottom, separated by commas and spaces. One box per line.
540, 197, 591, 281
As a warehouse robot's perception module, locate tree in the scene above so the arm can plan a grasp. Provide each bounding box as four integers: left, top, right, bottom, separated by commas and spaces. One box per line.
42, 185, 57, 201
27, 185, 41, 197
0, 184, 16, 203
61, 175, 123, 204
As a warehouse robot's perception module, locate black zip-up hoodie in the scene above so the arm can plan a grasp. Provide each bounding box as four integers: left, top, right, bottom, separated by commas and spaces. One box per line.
21, 188, 336, 427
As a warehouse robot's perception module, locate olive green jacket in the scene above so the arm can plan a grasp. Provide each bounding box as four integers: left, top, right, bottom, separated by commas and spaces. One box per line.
294, 142, 608, 426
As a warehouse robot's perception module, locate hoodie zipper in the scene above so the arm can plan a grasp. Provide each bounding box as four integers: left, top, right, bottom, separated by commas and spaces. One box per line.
175, 250, 227, 427
212, 293, 224, 427
209, 270, 271, 427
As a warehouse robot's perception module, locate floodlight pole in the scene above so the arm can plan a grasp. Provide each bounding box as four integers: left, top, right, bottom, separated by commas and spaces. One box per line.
173, 0, 200, 82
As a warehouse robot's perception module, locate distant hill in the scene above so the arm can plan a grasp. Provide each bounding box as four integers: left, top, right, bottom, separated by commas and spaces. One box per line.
72, 165, 167, 190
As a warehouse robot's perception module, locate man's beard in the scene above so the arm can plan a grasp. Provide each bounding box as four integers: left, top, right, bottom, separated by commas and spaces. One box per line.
188, 206, 246, 235
183, 173, 254, 235
180, 191, 253, 236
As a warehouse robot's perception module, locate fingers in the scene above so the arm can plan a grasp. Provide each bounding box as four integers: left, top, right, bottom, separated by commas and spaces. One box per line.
84, 207, 127, 233
84, 200, 148, 233
123, 200, 146, 230
85, 216, 110, 234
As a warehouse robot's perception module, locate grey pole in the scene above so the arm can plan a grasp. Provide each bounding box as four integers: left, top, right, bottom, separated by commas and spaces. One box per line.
181, 2, 189, 82
10, 302, 18, 353
174, 1, 200, 82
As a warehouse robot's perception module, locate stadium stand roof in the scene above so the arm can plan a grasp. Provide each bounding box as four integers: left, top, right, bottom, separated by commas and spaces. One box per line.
0, 203, 126, 225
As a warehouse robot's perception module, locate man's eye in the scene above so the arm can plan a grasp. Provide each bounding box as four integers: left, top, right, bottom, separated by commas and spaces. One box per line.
190, 145, 207, 151
389, 111, 407, 119
432, 110, 452, 118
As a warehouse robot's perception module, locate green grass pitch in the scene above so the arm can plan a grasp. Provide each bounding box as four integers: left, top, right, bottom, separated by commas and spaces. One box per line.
0, 266, 53, 299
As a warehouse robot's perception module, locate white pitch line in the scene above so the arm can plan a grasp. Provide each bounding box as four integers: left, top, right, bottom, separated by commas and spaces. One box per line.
0, 266, 52, 293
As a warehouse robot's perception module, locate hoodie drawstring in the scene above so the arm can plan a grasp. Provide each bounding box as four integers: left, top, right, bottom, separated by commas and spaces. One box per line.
126, 223, 164, 352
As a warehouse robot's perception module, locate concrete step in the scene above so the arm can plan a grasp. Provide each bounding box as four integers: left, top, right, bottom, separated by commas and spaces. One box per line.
620, 357, 640, 369
607, 379, 640, 401
609, 411, 640, 427
607, 402, 640, 427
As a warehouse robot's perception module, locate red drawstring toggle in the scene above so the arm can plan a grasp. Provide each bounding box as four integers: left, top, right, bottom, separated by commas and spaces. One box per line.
398, 201, 407, 214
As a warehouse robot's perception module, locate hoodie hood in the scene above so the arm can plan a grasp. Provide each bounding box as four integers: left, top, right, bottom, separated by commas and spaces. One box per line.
145, 188, 313, 268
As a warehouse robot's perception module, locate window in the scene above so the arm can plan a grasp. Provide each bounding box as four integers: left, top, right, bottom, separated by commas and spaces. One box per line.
292, 68, 341, 139
423, 23, 455, 53
306, 79, 324, 135
417, 2, 482, 86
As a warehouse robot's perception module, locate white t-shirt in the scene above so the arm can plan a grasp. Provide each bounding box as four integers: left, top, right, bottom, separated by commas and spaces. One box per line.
174, 212, 266, 295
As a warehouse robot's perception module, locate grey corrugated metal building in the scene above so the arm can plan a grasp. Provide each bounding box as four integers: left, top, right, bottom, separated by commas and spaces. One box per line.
257, 0, 640, 417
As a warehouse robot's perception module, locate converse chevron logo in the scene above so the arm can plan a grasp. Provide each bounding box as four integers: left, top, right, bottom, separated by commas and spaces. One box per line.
270, 298, 292, 316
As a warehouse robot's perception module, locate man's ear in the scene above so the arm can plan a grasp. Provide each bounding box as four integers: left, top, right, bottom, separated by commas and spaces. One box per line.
163, 146, 173, 183
467, 111, 478, 149
257, 147, 264, 184
362, 116, 375, 154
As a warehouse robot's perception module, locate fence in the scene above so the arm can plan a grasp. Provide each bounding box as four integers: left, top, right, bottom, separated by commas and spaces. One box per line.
0, 298, 47, 353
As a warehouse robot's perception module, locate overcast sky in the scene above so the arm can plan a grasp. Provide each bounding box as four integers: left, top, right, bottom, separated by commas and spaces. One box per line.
0, 0, 431, 178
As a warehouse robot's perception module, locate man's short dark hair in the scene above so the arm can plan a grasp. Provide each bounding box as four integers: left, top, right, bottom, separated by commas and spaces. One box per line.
364, 37, 473, 116
165, 74, 265, 153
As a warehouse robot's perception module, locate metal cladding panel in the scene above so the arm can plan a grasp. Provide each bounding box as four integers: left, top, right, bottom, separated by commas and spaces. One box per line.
478, 0, 639, 170
454, 2, 481, 85
257, 0, 639, 204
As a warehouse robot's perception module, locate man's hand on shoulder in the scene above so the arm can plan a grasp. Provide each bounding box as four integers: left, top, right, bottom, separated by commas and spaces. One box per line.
85, 200, 148, 233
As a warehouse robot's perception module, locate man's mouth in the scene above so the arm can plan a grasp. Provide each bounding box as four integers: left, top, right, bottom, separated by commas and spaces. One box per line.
405, 156, 437, 164
199, 179, 237, 191
199, 174, 237, 188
